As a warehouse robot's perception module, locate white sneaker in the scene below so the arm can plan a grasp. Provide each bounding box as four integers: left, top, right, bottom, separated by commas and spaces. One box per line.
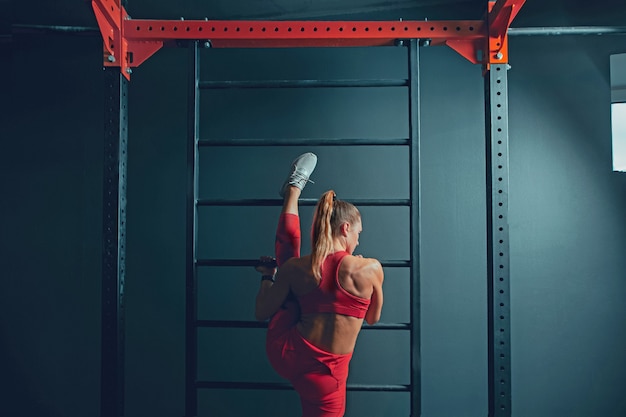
279, 152, 318, 197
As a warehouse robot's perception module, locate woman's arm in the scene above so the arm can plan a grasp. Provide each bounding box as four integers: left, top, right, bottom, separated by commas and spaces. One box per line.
364, 259, 384, 325
255, 262, 291, 321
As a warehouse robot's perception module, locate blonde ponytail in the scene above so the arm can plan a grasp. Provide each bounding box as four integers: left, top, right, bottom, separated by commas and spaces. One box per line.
311, 190, 360, 279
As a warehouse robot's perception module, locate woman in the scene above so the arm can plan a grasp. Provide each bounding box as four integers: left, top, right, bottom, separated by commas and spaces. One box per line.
255, 152, 384, 417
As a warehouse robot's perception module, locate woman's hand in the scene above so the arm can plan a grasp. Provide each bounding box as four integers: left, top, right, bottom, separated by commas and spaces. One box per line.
255, 256, 290, 321
255, 256, 277, 276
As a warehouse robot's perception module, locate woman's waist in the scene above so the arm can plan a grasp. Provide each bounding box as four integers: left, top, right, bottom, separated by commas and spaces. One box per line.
297, 313, 362, 354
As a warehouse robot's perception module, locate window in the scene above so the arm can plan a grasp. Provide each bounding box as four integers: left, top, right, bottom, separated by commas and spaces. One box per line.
611, 53, 626, 172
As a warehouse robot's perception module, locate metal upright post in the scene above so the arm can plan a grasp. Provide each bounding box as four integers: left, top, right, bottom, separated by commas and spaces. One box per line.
185, 40, 200, 417
484, 63, 512, 417
408, 39, 422, 417
101, 67, 128, 417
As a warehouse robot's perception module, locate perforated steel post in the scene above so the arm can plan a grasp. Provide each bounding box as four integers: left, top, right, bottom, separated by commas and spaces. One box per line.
484, 63, 512, 417
101, 67, 128, 417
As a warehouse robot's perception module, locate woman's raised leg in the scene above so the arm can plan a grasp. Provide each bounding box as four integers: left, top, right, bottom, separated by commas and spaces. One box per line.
274, 152, 317, 266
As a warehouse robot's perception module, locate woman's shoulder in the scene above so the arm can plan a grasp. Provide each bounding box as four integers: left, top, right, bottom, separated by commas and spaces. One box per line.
341, 254, 383, 276
342, 253, 381, 266
281, 255, 312, 273
280, 255, 318, 293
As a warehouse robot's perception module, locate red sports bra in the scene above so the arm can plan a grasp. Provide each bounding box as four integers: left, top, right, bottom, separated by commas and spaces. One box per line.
298, 251, 371, 319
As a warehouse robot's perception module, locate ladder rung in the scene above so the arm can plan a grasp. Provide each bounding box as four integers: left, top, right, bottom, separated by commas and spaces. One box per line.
196, 381, 411, 392
196, 198, 410, 207
196, 259, 263, 267
195, 259, 411, 268
363, 323, 411, 330
348, 383, 410, 392
196, 320, 411, 330
197, 381, 290, 390
198, 138, 409, 146
199, 79, 409, 89
197, 320, 266, 329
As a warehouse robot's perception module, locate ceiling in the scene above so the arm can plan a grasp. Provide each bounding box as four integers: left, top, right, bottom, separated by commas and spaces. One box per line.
134, 0, 487, 20
4, 0, 626, 37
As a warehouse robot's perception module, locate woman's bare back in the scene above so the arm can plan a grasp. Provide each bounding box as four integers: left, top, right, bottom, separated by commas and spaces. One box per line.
282, 254, 371, 354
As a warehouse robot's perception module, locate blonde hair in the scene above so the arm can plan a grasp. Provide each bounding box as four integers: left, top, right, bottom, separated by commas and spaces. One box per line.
311, 190, 361, 279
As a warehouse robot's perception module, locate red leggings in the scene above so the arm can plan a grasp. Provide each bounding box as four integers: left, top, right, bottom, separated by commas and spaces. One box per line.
267, 213, 352, 417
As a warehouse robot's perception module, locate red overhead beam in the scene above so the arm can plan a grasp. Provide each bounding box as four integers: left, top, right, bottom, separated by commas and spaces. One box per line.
92, 0, 525, 80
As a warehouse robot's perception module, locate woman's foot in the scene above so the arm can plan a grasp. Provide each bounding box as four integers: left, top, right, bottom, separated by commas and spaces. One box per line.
279, 152, 318, 197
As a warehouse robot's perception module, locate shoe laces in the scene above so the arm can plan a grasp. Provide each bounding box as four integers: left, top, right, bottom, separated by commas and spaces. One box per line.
291, 168, 315, 185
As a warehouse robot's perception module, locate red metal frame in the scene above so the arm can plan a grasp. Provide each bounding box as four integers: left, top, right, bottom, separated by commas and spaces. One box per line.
485, 0, 526, 68
92, 0, 525, 79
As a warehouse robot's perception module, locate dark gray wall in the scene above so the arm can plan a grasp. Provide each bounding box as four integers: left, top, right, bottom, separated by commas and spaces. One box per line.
508, 34, 626, 417
1, 34, 104, 417
2, 6, 626, 417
